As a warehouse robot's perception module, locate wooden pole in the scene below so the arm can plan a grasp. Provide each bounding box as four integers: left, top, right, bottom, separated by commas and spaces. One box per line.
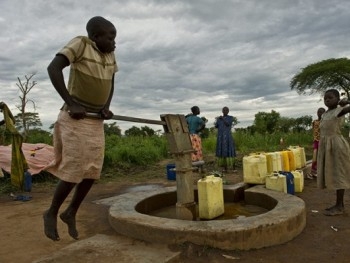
85, 112, 166, 126
161, 114, 196, 220
87, 112, 196, 220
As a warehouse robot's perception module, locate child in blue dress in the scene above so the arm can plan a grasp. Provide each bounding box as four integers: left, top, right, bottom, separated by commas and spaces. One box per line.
215, 106, 236, 172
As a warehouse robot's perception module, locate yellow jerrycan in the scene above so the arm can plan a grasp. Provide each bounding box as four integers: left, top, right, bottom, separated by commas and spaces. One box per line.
243, 154, 268, 184
288, 146, 306, 169
197, 175, 224, 220
287, 150, 296, 171
267, 152, 281, 172
272, 151, 283, 171
279, 151, 290, 171
291, 170, 304, 192
249, 152, 273, 173
265, 172, 287, 193
288, 146, 301, 169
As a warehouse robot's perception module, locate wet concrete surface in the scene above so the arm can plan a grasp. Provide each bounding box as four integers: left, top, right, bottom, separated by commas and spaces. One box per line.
108, 184, 306, 250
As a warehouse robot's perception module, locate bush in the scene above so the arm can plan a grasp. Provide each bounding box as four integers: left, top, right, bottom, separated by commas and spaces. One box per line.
104, 135, 168, 168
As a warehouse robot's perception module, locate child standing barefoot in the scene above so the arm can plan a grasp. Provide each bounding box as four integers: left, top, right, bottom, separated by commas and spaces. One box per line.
43, 16, 118, 241
317, 89, 350, 216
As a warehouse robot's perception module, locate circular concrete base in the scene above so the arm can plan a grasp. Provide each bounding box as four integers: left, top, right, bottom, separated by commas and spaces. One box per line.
108, 184, 306, 250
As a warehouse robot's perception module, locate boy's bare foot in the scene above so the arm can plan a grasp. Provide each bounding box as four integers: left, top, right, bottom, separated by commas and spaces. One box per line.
60, 211, 79, 240
43, 210, 60, 241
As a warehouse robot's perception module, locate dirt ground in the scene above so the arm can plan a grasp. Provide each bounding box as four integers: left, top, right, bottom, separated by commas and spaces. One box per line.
1, 160, 350, 263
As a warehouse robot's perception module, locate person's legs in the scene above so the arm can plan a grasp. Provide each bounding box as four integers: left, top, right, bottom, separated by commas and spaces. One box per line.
336, 189, 345, 208
311, 141, 319, 177
223, 158, 228, 172
324, 189, 345, 215
43, 180, 76, 241
60, 179, 95, 239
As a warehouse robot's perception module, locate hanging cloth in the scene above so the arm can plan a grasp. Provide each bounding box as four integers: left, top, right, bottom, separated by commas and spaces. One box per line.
0, 102, 28, 190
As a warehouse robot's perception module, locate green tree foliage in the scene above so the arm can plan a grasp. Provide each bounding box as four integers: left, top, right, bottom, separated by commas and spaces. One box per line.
26, 128, 52, 145
253, 110, 280, 134
125, 125, 156, 137
293, 115, 312, 132
231, 116, 239, 127
290, 58, 350, 97
14, 112, 42, 133
141, 126, 155, 136
104, 122, 121, 136
249, 111, 312, 134
276, 117, 294, 133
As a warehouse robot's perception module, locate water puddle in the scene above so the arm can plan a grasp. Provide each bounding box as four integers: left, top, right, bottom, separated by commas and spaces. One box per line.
149, 201, 269, 220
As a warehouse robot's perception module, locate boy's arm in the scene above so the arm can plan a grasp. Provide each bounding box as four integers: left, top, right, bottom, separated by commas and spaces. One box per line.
47, 54, 86, 119
100, 74, 115, 120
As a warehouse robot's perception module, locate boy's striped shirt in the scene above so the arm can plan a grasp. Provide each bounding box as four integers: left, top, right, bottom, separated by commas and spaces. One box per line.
58, 36, 118, 112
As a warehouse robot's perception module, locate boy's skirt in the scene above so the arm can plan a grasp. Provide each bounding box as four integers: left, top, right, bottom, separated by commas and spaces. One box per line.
45, 110, 104, 183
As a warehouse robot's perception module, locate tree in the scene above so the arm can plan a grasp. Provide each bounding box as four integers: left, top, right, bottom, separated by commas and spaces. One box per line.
15, 74, 38, 139
253, 110, 281, 134
290, 58, 350, 97
292, 115, 312, 132
140, 126, 155, 136
231, 116, 239, 127
26, 128, 52, 145
125, 126, 144, 137
125, 126, 156, 137
104, 122, 122, 136
14, 112, 42, 132
276, 117, 294, 133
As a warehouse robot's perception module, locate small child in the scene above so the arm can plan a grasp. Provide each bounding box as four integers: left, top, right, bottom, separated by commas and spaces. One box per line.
43, 16, 118, 241
307, 107, 325, 179
317, 89, 350, 216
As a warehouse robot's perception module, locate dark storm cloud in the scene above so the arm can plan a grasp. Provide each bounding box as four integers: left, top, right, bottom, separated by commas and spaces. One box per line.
0, 0, 349, 132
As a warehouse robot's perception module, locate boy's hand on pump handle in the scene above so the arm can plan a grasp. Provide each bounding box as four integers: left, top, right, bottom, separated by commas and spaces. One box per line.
67, 105, 114, 120
100, 108, 114, 120
67, 103, 86, 120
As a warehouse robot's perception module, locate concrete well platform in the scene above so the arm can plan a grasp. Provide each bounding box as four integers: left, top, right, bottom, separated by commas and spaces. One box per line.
109, 183, 306, 250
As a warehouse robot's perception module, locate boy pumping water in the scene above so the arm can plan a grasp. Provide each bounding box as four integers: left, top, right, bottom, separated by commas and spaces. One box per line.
43, 16, 118, 241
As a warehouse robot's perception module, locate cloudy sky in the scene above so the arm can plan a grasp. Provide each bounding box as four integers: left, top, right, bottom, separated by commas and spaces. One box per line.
1, 0, 349, 133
